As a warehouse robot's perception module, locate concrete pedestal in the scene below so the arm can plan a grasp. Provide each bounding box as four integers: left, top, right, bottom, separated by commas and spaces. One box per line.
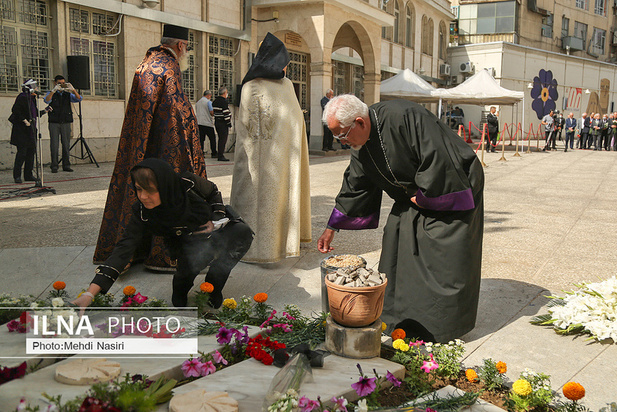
325, 316, 381, 359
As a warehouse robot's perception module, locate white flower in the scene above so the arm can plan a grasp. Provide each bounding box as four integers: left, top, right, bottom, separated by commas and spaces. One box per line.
356, 399, 368, 412
51, 297, 64, 307
30, 302, 40, 309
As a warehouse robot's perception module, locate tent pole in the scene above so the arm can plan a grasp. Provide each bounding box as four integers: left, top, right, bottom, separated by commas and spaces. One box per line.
438, 98, 442, 119
522, 97, 525, 154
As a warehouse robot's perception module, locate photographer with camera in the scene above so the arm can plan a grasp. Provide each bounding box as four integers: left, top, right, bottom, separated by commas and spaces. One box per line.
44, 74, 82, 173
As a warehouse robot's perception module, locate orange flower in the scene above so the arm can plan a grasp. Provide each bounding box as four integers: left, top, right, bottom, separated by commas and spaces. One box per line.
465, 369, 478, 382
496, 361, 507, 374
563, 382, 585, 401
391, 328, 406, 341
53, 281, 66, 290
200, 282, 214, 293
123, 285, 136, 296
254, 292, 268, 303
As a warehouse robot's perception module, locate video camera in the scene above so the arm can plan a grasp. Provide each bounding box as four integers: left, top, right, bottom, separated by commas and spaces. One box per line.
21, 79, 44, 96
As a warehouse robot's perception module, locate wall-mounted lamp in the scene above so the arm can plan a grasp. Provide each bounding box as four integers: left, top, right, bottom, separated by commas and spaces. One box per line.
142, 0, 159, 7
527, 82, 534, 89
585, 89, 591, 94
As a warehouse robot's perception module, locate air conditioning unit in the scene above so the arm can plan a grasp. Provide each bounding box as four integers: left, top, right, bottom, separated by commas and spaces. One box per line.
562, 36, 585, 51
439, 64, 451, 76
451, 75, 461, 85
459, 61, 473, 73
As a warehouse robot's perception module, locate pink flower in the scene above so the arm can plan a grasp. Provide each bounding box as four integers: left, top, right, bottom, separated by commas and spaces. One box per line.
410, 340, 425, 347
273, 323, 293, 333
282, 311, 296, 320
331, 396, 348, 411
421, 354, 439, 373
133, 292, 148, 304
425, 409, 437, 412
181, 358, 203, 378
386, 371, 401, 387
298, 396, 320, 412
259, 310, 277, 329
201, 360, 216, 376
6, 319, 20, 332
351, 376, 377, 397
212, 350, 228, 365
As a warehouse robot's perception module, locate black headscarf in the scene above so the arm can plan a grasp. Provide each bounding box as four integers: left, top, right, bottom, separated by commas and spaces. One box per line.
131, 158, 211, 236
242, 33, 290, 85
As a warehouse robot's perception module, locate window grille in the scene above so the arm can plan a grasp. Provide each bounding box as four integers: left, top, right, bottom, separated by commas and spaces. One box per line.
181, 31, 196, 102
0, 0, 50, 93
594, 0, 606, 16
576, 0, 588, 10
68, 6, 119, 97
208, 34, 235, 101
286, 51, 308, 110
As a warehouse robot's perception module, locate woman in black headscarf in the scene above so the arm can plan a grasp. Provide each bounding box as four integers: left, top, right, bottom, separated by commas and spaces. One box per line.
230, 33, 311, 263
74, 158, 253, 308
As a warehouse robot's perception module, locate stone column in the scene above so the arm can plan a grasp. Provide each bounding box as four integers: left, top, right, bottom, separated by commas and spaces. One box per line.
364, 72, 381, 106
309, 60, 333, 150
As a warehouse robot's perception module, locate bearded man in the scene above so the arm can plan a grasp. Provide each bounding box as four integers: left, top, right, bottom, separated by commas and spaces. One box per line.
94, 24, 206, 271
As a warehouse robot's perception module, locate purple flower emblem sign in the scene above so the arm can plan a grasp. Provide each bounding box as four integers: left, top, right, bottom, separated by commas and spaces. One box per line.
530, 69, 559, 120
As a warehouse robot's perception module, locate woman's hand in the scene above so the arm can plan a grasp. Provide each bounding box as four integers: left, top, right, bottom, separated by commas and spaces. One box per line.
317, 228, 335, 253
196, 221, 215, 234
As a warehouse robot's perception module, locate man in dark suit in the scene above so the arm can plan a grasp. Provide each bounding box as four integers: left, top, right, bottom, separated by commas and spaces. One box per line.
486, 106, 499, 153
321, 89, 334, 151
564, 112, 577, 152
579, 113, 589, 149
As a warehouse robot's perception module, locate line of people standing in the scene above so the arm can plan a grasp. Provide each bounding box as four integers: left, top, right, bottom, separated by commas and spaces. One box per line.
577, 111, 617, 151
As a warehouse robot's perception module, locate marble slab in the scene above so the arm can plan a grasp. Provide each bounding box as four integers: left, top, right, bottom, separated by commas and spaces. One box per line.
158, 354, 405, 411
0, 326, 259, 410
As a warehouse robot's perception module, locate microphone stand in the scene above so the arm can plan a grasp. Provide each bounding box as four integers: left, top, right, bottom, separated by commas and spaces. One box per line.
30, 92, 55, 195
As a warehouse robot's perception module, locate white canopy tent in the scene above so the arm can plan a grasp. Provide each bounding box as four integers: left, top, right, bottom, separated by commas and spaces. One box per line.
433, 69, 524, 105
379, 68, 439, 103
433, 69, 525, 138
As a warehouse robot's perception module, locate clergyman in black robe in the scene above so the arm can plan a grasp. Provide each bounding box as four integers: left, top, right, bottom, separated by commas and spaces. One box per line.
318, 95, 484, 343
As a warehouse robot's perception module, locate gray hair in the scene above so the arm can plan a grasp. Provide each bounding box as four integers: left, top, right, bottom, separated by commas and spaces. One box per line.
218, 86, 228, 96
203, 90, 212, 97
322, 94, 368, 127
161, 37, 181, 47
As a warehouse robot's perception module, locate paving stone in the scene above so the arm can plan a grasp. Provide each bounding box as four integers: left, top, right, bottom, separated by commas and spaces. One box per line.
409, 385, 505, 411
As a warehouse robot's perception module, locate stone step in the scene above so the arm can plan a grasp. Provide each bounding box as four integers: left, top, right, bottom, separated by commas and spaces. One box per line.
158, 354, 405, 411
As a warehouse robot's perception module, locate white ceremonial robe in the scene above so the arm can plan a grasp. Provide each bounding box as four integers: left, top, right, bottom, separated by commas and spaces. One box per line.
230, 77, 311, 262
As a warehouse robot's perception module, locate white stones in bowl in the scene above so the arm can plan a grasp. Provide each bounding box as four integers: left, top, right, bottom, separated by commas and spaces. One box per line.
326, 267, 386, 287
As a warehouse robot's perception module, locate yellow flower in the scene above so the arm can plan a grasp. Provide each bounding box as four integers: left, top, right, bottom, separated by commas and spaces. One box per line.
381, 322, 387, 332
465, 369, 478, 382
123, 286, 136, 296
512, 379, 533, 396
253, 292, 268, 303
53, 281, 66, 290
222, 298, 237, 309
392, 338, 410, 352
563, 382, 585, 401
496, 361, 507, 374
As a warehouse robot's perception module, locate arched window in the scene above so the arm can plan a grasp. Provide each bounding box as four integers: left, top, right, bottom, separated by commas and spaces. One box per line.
405, 3, 413, 48
421, 15, 428, 54
439, 21, 446, 59
381, 0, 391, 40
393, 1, 400, 43
428, 18, 434, 56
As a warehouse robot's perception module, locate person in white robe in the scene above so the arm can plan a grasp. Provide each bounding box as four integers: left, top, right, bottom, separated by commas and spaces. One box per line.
230, 33, 311, 263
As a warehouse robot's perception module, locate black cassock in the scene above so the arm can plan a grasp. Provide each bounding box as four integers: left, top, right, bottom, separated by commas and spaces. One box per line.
327, 100, 484, 342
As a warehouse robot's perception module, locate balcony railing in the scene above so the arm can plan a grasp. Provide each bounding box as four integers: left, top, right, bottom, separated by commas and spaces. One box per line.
457, 33, 517, 44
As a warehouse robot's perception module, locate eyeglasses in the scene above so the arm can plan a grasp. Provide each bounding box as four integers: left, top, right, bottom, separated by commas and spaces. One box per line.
333, 120, 356, 141
183, 42, 193, 52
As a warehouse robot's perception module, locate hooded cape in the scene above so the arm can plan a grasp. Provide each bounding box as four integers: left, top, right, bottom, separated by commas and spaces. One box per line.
242, 33, 290, 85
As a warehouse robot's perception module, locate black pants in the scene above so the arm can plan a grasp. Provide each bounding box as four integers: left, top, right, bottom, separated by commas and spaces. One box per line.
322, 124, 334, 150
172, 221, 253, 307
487, 130, 497, 152
199, 125, 217, 155
214, 121, 229, 159
13, 144, 35, 180
578, 132, 587, 148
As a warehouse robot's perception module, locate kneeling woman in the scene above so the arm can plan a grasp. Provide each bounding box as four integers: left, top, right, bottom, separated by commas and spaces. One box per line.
74, 158, 253, 309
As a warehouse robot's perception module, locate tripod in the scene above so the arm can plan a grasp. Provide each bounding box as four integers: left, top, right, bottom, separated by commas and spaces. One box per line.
66, 90, 99, 167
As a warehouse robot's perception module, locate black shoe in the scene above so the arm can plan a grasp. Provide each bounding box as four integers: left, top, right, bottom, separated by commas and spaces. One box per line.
51, 169, 58, 173
63, 167, 74, 172
24, 176, 36, 181
218, 157, 230, 162
207, 290, 224, 309
14, 177, 22, 184
394, 318, 435, 342
564, 149, 567, 152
